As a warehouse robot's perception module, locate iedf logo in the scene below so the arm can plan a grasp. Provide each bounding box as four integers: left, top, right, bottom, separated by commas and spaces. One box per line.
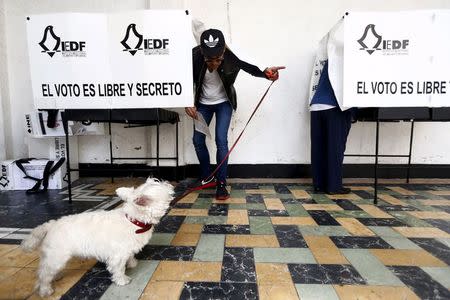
39, 25, 86, 57
358, 24, 409, 56
121, 23, 169, 56
0, 164, 9, 188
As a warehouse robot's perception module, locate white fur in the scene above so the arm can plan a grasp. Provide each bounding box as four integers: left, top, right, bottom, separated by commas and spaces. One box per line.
21, 178, 174, 297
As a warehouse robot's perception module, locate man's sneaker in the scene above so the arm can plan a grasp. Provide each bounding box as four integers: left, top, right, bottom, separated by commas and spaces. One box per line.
216, 182, 230, 200
189, 176, 217, 191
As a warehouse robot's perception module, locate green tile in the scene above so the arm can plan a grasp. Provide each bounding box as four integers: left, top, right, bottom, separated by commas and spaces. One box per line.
295, 284, 339, 300
228, 204, 245, 210
421, 267, 450, 288
342, 249, 404, 286
284, 204, 309, 216
298, 225, 350, 236
407, 201, 440, 212
185, 216, 227, 224
228, 203, 266, 210
184, 216, 207, 224
100, 261, 159, 300
191, 198, 213, 208
312, 194, 334, 204
416, 190, 447, 200
278, 193, 295, 199
389, 212, 433, 227
254, 248, 316, 263
204, 216, 227, 224
368, 226, 404, 237
381, 236, 422, 249
147, 233, 174, 245
328, 210, 372, 218
249, 216, 275, 235
193, 234, 225, 262
380, 189, 399, 196
358, 199, 379, 205
229, 190, 246, 197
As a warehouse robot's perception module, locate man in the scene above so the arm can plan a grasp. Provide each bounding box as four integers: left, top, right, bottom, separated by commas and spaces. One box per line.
310, 60, 353, 194
185, 28, 284, 200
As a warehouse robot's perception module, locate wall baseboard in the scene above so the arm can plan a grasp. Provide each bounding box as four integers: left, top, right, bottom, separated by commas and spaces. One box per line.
78, 163, 450, 180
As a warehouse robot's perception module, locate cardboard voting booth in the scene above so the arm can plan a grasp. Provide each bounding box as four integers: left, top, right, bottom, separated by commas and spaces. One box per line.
343, 10, 450, 108
310, 10, 450, 109
26, 10, 193, 110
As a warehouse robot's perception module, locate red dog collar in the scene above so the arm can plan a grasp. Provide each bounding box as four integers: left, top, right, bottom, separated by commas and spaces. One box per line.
126, 214, 153, 234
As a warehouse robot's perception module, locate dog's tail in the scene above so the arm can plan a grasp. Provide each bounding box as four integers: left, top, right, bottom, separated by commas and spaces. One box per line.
20, 221, 54, 252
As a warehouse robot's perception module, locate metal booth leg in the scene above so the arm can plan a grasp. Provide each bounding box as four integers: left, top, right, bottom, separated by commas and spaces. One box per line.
374, 119, 380, 205
175, 121, 179, 181
108, 109, 114, 183
156, 109, 160, 177
406, 120, 415, 184
63, 112, 72, 203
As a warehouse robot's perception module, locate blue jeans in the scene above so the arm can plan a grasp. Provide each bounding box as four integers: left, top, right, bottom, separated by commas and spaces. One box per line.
193, 101, 232, 183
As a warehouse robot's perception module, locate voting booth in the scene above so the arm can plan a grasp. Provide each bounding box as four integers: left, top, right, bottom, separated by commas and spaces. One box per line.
26, 10, 192, 200
343, 10, 450, 108
311, 10, 450, 203
26, 10, 193, 109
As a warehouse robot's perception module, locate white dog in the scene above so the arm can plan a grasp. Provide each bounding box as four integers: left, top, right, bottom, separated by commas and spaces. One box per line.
21, 178, 174, 297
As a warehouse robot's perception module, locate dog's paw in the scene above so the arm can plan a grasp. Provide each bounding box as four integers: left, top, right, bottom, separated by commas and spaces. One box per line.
114, 275, 131, 286
53, 272, 64, 282
39, 285, 54, 297
126, 257, 138, 269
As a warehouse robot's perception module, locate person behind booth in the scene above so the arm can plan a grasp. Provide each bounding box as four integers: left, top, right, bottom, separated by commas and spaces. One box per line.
310, 60, 353, 194
185, 28, 284, 200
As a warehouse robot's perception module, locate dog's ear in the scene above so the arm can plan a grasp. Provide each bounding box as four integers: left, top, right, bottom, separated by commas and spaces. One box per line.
146, 177, 158, 184
116, 187, 134, 200
134, 195, 151, 206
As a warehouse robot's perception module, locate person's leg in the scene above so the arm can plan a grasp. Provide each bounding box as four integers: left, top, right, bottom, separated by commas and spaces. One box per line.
325, 108, 352, 193
311, 110, 327, 192
193, 104, 214, 180
214, 101, 233, 184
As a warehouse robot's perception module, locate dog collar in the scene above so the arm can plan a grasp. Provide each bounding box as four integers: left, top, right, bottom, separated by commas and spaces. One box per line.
126, 214, 153, 234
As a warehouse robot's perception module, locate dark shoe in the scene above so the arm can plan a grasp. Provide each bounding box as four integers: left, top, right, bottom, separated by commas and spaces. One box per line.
215, 182, 230, 200
313, 187, 325, 193
189, 176, 216, 191
327, 187, 351, 195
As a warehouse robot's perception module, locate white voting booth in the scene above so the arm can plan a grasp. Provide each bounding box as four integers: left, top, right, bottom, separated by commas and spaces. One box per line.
26, 10, 193, 109
311, 10, 450, 108
11, 10, 192, 194
344, 10, 450, 108
310, 10, 450, 203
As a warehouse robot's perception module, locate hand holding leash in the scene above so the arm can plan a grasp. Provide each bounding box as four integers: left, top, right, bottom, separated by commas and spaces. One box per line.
265, 66, 286, 81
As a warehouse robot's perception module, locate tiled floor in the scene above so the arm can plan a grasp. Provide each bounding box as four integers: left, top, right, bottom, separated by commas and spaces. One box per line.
0, 178, 450, 299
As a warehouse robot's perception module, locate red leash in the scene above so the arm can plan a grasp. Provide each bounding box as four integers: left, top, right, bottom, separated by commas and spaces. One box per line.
170, 81, 275, 206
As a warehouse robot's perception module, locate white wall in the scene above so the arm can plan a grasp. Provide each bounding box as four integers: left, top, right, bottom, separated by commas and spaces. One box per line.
1, 0, 450, 167
0, 0, 8, 161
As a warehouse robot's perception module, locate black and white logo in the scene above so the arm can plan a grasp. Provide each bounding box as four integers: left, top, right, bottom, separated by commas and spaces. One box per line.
39, 25, 86, 57
120, 24, 143, 56
204, 34, 219, 48
25, 114, 32, 134
0, 165, 9, 188
358, 24, 409, 56
121, 24, 169, 56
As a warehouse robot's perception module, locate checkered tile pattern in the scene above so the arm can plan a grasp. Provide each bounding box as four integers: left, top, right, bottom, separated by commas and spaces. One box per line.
0, 179, 449, 299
